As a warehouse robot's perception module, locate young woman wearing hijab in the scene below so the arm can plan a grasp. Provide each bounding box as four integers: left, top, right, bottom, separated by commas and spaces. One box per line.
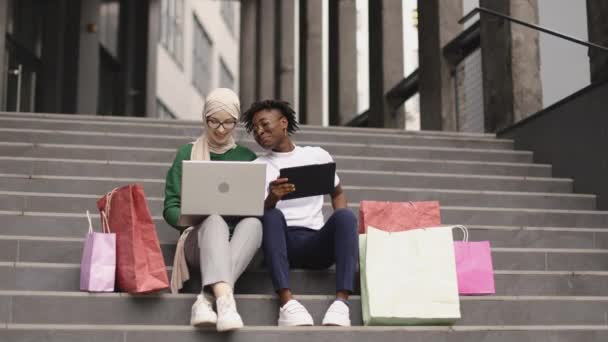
163, 88, 262, 332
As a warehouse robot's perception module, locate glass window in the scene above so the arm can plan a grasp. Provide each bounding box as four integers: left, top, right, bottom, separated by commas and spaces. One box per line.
220, 1, 235, 35
160, 0, 184, 65
157, 99, 177, 119
219, 58, 234, 90
192, 16, 212, 96
99, 0, 121, 58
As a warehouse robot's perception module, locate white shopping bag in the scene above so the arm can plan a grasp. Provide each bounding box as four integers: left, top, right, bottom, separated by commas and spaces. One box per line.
360, 226, 461, 325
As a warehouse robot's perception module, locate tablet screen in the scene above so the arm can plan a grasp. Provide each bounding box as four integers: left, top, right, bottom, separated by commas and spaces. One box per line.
279, 162, 336, 200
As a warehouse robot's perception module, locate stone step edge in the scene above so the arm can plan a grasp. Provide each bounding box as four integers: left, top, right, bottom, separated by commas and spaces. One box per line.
0, 126, 513, 144
0, 170, 572, 184
0, 140, 528, 156
0, 188, 594, 201
2, 222, 607, 239
3, 261, 608, 277
4, 290, 608, 301
3, 323, 608, 332
4, 201, 608, 216
0, 112, 499, 138
0, 155, 551, 169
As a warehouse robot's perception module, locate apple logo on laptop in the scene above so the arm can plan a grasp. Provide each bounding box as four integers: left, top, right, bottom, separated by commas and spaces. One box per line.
218, 182, 230, 193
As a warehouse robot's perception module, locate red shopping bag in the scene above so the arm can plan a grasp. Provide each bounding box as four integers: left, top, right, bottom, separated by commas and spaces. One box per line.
358, 200, 441, 234
453, 226, 496, 295
97, 184, 169, 293
80, 210, 116, 292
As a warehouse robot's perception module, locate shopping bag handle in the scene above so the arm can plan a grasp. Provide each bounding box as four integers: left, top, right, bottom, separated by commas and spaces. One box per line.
98, 187, 119, 234
100, 211, 111, 234
453, 225, 469, 242
86, 210, 93, 234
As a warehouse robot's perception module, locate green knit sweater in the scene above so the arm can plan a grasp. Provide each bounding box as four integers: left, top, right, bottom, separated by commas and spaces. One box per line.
163, 143, 257, 231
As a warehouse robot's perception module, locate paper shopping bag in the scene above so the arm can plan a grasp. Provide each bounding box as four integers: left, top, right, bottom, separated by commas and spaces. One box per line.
358, 201, 441, 234
97, 184, 169, 293
360, 225, 461, 325
453, 226, 496, 295
80, 210, 116, 292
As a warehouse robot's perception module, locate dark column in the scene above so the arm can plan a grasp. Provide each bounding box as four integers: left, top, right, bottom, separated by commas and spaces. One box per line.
587, 0, 608, 84
0, 0, 8, 110
480, 0, 542, 132
61, 1, 81, 114
120, 0, 149, 116
76, 0, 100, 114
304, 0, 323, 125
239, 0, 258, 108
278, 0, 296, 106
417, 0, 462, 131
329, 0, 358, 125
258, 0, 276, 100
368, 0, 404, 128
146, 0, 160, 117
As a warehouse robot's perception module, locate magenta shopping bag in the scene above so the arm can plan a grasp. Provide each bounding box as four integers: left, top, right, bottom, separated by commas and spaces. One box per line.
80, 210, 116, 292
453, 226, 496, 295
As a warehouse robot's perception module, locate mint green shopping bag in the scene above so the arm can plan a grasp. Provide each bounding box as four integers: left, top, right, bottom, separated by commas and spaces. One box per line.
360, 226, 461, 325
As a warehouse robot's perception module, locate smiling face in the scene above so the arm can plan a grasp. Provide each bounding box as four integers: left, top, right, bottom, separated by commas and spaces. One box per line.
251, 109, 289, 150
206, 111, 237, 146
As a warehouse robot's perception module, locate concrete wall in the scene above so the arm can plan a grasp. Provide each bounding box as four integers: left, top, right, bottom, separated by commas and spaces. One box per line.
156, 0, 240, 120
464, 0, 590, 113
499, 80, 608, 209
538, 0, 590, 108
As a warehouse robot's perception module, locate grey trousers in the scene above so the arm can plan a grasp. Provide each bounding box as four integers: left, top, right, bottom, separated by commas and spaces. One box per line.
184, 214, 263, 288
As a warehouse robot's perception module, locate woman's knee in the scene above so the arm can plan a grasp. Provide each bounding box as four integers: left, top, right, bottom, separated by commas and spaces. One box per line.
199, 214, 229, 238
240, 217, 263, 248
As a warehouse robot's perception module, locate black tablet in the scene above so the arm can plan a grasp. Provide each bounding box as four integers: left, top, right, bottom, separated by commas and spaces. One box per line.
279, 162, 336, 200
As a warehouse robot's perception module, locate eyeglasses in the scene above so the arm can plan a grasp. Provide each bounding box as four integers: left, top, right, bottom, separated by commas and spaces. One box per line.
207, 119, 237, 130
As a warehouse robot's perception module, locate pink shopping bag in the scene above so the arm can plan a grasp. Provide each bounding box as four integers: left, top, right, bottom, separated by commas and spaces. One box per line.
453, 226, 496, 295
358, 201, 441, 234
80, 210, 116, 292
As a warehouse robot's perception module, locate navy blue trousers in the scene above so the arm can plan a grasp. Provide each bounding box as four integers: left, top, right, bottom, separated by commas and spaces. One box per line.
262, 208, 358, 293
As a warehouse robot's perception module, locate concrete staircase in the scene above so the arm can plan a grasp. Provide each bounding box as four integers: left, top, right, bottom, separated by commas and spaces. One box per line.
1, 111, 608, 341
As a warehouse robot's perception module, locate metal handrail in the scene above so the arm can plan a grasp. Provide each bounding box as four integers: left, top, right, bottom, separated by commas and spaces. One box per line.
460, 6, 608, 53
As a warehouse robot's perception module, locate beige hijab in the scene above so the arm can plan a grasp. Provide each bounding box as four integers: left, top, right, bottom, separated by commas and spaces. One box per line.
191, 88, 241, 160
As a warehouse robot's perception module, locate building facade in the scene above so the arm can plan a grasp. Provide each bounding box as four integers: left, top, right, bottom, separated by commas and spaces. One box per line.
156, 0, 240, 120
1, 0, 607, 132
0, 0, 239, 120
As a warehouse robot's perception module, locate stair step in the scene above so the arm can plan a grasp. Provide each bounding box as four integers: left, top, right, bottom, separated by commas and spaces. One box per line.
0, 112, 499, 138
4, 220, 607, 248
0, 141, 533, 163
4, 198, 608, 227
3, 204, 608, 242
3, 233, 608, 270
0, 187, 595, 215
0, 126, 514, 150
1, 291, 608, 326
0, 172, 572, 197
3, 262, 608, 296
0, 156, 552, 178
2, 324, 608, 342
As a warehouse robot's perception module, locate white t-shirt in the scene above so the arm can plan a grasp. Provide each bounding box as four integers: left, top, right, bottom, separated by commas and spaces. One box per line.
256, 146, 340, 230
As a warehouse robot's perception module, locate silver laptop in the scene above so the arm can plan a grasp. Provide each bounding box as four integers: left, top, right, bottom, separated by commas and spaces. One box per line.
179, 160, 266, 226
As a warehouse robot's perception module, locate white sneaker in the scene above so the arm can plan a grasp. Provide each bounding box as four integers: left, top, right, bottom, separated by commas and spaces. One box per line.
321, 300, 351, 327
190, 293, 217, 327
278, 299, 314, 326
216, 292, 244, 332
